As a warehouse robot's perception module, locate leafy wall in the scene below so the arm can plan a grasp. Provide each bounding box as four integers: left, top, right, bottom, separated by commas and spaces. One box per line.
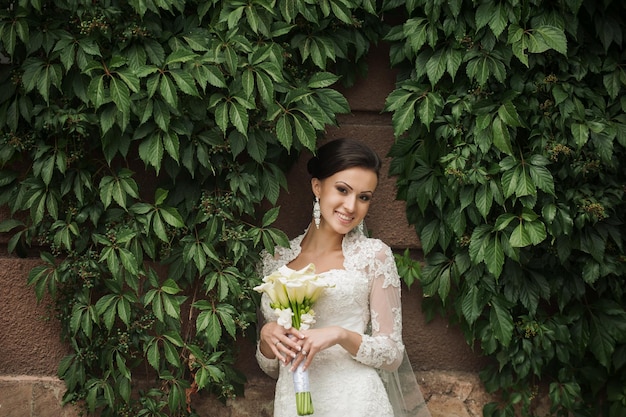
0, 1, 380, 415
1, 0, 625, 416
384, 1, 626, 416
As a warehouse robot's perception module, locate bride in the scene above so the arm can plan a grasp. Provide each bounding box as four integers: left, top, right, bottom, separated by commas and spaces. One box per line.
256, 138, 431, 417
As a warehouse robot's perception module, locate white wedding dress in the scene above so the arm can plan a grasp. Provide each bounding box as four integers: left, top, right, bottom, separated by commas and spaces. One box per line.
256, 228, 431, 417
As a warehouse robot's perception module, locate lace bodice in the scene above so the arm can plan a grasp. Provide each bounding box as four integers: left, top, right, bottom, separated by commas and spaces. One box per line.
255, 228, 407, 417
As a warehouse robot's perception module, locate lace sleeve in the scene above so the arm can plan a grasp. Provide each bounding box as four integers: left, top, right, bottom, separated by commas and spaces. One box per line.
254, 251, 282, 379
353, 243, 405, 372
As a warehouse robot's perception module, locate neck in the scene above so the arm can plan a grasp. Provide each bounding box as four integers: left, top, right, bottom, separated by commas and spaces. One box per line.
303, 223, 344, 252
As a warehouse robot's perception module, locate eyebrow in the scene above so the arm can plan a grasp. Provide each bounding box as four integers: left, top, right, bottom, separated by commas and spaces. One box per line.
335, 181, 374, 194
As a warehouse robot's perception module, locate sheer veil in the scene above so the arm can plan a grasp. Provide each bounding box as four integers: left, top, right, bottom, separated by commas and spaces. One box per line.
356, 221, 432, 417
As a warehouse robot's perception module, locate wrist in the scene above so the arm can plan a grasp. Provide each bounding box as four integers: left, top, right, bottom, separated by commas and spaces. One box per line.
336, 326, 361, 356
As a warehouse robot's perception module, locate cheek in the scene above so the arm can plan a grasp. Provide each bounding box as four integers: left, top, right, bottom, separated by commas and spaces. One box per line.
358, 202, 372, 213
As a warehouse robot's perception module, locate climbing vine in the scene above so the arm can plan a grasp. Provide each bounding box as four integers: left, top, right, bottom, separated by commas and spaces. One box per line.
383, 0, 626, 416
3, 0, 626, 416
0, 1, 380, 415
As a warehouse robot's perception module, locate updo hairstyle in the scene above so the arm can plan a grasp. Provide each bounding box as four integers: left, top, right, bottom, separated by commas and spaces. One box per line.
306, 138, 382, 181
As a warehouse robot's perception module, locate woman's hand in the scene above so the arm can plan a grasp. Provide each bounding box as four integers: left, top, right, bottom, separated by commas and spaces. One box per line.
259, 321, 305, 364
290, 326, 362, 371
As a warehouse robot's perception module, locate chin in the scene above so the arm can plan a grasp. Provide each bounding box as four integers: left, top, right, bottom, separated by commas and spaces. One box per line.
330, 221, 358, 235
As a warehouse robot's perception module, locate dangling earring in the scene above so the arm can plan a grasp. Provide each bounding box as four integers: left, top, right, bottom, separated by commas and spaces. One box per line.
313, 197, 321, 229
355, 220, 365, 235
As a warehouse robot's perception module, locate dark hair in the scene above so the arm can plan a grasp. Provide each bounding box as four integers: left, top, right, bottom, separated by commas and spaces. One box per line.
307, 138, 382, 180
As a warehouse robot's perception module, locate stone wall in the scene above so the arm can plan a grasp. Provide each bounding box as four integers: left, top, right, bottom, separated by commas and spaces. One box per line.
0, 44, 502, 417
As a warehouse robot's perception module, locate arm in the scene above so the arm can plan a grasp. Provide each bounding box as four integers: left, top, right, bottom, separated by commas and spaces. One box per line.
353, 244, 405, 371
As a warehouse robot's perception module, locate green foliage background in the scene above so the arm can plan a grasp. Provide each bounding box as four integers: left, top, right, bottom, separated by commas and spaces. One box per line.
1, 0, 626, 416
0, 0, 380, 416
385, 0, 626, 416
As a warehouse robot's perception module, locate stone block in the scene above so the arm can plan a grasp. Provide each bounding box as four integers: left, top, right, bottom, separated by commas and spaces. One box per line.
32, 380, 67, 417
427, 395, 472, 417
0, 380, 31, 417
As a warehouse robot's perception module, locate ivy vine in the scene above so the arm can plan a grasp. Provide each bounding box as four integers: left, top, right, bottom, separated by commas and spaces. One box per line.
384, 0, 626, 416
2, 1, 626, 416
0, 1, 381, 416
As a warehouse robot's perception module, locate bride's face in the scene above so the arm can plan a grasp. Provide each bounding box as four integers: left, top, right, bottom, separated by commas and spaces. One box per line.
312, 166, 378, 234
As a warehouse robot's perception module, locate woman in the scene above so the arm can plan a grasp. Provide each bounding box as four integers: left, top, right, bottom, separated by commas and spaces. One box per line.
256, 138, 431, 417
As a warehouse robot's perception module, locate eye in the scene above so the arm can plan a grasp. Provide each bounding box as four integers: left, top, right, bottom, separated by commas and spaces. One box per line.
336, 186, 348, 194
359, 194, 372, 202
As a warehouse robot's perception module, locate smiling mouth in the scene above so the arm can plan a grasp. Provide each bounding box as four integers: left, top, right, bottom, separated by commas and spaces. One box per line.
335, 211, 354, 223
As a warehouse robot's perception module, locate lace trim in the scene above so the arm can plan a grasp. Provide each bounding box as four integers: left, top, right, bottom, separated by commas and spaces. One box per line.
354, 334, 403, 369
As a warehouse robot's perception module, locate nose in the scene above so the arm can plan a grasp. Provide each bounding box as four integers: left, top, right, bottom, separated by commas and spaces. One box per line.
343, 195, 356, 212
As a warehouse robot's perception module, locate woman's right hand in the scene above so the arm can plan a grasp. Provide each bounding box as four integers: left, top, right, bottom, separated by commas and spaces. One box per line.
259, 321, 305, 364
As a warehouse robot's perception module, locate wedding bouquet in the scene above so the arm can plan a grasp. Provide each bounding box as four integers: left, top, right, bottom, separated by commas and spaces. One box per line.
254, 263, 331, 416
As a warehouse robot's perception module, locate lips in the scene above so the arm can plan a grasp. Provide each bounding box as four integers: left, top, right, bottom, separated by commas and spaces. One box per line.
335, 211, 354, 224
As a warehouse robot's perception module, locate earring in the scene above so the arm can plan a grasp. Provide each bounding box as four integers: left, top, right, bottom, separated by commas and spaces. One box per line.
313, 197, 320, 229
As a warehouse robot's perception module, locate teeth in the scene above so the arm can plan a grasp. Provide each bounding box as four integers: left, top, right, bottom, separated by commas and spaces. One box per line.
337, 212, 353, 221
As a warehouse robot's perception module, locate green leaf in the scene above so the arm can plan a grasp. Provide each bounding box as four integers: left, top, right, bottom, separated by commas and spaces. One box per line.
533, 25, 567, 55
307, 72, 340, 88
169, 69, 199, 96
420, 219, 440, 254
275, 114, 293, 149
152, 214, 168, 242
160, 207, 184, 228
0, 218, 24, 233
159, 75, 178, 108
215, 102, 229, 133
145, 339, 160, 370
526, 220, 547, 245
571, 122, 589, 148
138, 134, 164, 173
483, 234, 504, 278
494, 213, 516, 231
510, 222, 532, 247
475, 184, 493, 219
199, 311, 222, 347
216, 304, 236, 337
498, 102, 522, 127
461, 285, 484, 325
475, 3, 494, 31
110, 78, 130, 113
488, 3, 508, 37
161, 279, 182, 295
391, 97, 418, 137
165, 48, 197, 65
417, 93, 438, 129
119, 248, 138, 275
162, 295, 181, 320
155, 188, 168, 205
292, 114, 316, 151
426, 49, 446, 85
229, 102, 249, 135
590, 316, 615, 369
528, 165, 555, 196
162, 131, 180, 162
492, 117, 513, 155
489, 296, 514, 346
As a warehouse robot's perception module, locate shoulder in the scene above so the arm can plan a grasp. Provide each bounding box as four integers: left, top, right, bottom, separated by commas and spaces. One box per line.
344, 232, 400, 287
353, 231, 391, 254
345, 231, 394, 267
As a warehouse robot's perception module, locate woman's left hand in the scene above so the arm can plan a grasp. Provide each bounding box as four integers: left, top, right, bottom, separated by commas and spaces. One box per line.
290, 326, 361, 371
